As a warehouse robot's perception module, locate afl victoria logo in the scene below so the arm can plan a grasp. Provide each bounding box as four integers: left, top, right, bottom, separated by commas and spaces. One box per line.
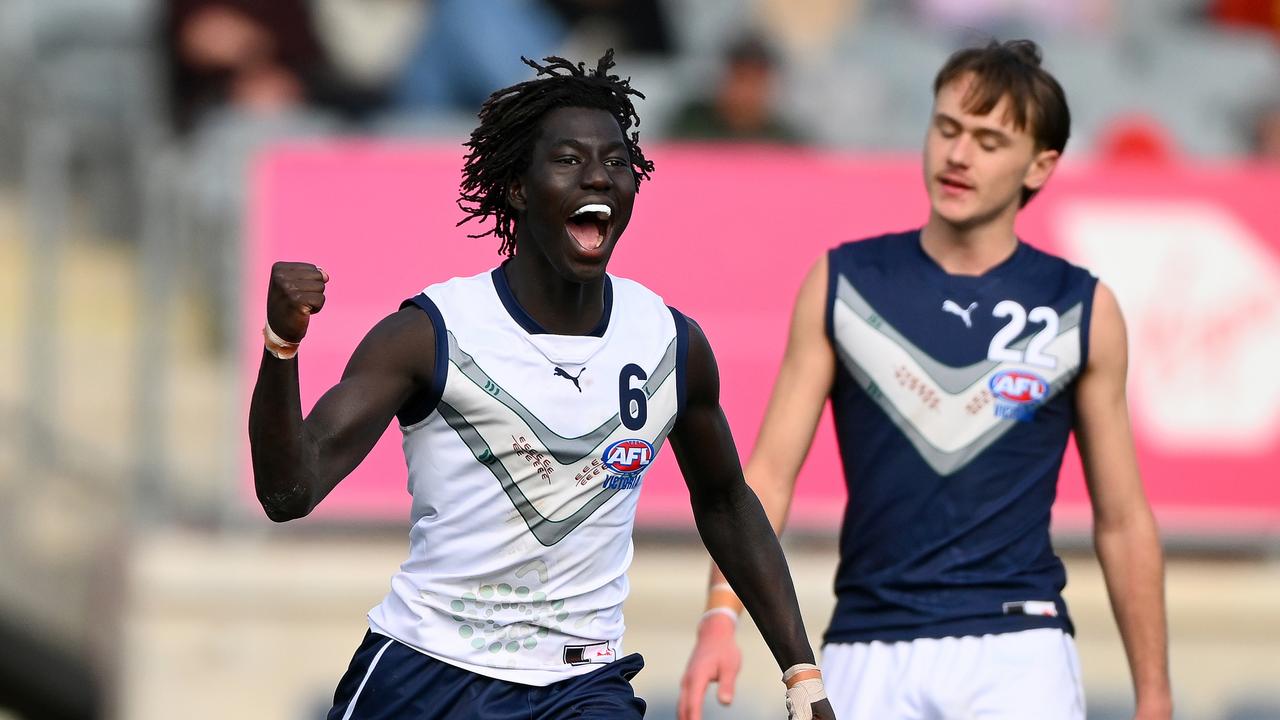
989, 370, 1049, 405
603, 439, 654, 475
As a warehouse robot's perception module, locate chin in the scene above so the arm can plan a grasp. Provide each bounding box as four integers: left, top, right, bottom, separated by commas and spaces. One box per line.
564, 265, 607, 284
931, 203, 976, 228
558, 250, 611, 283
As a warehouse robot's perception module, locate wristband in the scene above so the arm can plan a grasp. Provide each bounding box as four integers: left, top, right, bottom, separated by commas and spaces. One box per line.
263, 322, 300, 360
699, 607, 739, 627
707, 582, 740, 610
783, 663, 821, 684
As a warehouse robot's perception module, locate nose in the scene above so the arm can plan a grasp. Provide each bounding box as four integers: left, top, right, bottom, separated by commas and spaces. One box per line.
945, 134, 972, 168
580, 158, 612, 190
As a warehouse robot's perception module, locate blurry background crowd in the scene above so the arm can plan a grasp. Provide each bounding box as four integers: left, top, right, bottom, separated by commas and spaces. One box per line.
1, 0, 1279, 719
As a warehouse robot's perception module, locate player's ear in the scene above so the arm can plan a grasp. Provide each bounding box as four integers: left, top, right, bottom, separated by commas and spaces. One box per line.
1024, 148, 1060, 193
508, 177, 528, 212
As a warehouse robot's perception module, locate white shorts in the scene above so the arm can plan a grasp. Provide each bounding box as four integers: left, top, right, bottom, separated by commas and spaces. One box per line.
822, 628, 1085, 720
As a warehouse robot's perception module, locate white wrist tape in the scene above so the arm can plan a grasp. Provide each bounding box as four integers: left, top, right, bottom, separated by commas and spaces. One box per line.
263, 322, 300, 360
784, 678, 827, 720
782, 663, 821, 683
699, 607, 739, 626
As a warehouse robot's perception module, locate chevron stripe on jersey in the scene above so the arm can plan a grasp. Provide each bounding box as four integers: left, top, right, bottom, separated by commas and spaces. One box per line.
436, 331, 679, 546
832, 274, 1084, 476
368, 267, 687, 686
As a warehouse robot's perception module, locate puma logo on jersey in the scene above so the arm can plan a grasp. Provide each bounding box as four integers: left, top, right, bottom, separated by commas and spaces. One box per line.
941, 299, 978, 328
553, 366, 585, 392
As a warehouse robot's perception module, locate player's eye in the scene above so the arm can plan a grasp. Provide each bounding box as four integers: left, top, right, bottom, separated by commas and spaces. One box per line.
554, 155, 581, 165
976, 135, 1005, 152
604, 157, 628, 167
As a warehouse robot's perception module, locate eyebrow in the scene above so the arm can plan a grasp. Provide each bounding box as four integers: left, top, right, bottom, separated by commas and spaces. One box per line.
548, 138, 628, 153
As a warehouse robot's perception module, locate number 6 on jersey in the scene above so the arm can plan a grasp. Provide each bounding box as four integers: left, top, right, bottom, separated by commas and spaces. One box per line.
618, 364, 648, 430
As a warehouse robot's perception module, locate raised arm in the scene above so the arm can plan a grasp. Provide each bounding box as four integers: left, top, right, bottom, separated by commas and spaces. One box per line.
248, 262, 436, 521
678, 255, 836, 720
1074, 282, 1171, 720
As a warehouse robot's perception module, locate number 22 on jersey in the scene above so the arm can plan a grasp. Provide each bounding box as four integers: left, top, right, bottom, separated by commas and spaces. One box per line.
987, 300, 1060, 369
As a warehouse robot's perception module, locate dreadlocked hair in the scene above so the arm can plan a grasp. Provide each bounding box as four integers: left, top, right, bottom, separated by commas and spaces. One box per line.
458, 49, 654, 256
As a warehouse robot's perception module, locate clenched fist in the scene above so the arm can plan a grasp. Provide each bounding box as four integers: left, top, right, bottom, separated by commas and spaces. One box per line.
267, 262, 329, 343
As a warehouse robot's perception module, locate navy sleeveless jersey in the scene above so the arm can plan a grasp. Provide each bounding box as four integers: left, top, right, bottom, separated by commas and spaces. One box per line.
823, 230, 1097, 644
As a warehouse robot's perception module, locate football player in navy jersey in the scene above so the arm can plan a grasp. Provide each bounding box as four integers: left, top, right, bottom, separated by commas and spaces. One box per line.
249, 52, 834, 719
679, 40, 1171, 720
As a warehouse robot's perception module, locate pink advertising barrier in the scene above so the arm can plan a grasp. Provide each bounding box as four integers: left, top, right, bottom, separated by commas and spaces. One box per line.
246, 143, 1280, 535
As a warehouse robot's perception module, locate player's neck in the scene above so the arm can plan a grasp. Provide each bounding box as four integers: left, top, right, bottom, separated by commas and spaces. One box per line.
502, 254, 608, 336
920, 208, 1019, 276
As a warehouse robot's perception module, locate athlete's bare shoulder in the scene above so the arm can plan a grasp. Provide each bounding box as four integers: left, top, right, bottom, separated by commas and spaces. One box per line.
341, 303, 438, 389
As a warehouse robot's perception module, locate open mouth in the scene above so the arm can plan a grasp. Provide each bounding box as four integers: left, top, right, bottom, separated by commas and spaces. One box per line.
566, 203, 612, 252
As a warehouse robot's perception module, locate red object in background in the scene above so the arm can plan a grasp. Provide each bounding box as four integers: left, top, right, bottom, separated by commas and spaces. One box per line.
246, 143, 1280, 537
1097, 115, 1177, 164
1210, 0, 1280, 39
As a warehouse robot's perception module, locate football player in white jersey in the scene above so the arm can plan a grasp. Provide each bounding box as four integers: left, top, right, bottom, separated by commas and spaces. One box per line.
249, 52, 835, 719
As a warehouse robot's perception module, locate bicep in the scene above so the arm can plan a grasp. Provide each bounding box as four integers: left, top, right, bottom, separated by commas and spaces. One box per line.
1075, 283, 1146, 523
669, 319, 745, 496
306, 308, 436, 476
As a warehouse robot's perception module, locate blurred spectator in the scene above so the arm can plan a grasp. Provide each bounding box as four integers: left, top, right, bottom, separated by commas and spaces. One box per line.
164, 0, 382, 135
392, 0, 565, 113
1252, 102, 1280, 160
392, 0, 672, 115
666, 34, 802, 144
311, 0, 427, 94
546, 0, 674, 56
913, 0, 1112, 35
757, 0, 860, 59
1210, 0, 1280, 42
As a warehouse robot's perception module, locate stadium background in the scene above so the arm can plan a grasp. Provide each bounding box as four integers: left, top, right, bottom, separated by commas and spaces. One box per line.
1, 0, 1278, 718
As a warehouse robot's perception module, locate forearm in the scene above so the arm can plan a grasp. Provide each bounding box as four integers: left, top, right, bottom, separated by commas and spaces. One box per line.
248, 352, 322, 520
692, 480, 814, 670
1095, 511, 1171, 714
707, 463, 795, 609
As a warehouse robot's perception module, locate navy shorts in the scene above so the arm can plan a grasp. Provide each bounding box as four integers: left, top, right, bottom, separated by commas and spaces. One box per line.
327, 631, 647, 719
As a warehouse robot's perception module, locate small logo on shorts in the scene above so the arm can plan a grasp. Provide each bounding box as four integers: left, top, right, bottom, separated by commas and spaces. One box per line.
563, 641, 615, 665
1002, 600, 1059, 617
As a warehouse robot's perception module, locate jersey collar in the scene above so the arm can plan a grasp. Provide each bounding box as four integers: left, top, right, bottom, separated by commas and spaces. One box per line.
491, 262, 613, 338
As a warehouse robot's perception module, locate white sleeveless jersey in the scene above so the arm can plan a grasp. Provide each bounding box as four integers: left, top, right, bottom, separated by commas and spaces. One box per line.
367, 267, 687, 686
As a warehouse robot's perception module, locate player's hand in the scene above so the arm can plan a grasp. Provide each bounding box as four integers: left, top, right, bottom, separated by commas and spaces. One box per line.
802, 698, 836, 720
677, 613, 742, 720
782, 664, 836, 720
267, 262, 329, 343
